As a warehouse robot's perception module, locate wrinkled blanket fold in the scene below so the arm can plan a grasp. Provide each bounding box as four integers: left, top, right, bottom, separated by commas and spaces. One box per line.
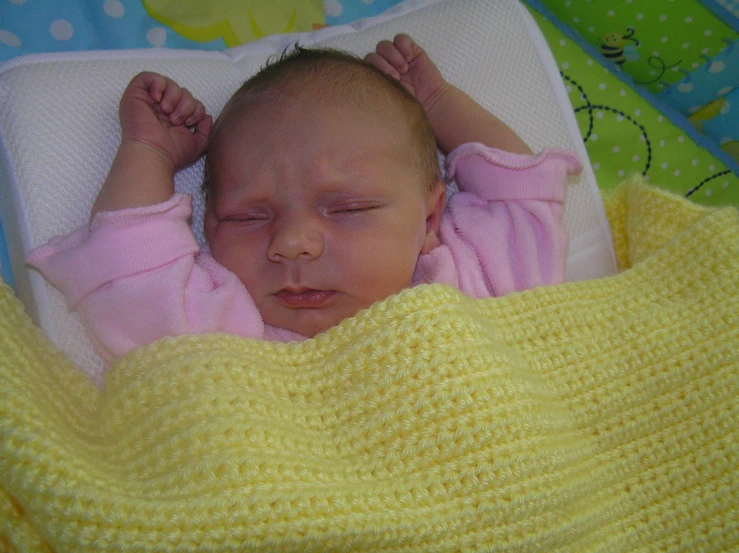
0, 176, 737, 552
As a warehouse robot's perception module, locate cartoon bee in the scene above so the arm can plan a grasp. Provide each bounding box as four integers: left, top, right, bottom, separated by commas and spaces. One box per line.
600, 27, 640, 65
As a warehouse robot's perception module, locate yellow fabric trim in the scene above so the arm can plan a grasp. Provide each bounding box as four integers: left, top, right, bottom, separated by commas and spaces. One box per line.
1, 178, 737, 551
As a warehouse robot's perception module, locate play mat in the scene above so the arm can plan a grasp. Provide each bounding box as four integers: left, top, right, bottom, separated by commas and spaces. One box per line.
0, 0, 737, 289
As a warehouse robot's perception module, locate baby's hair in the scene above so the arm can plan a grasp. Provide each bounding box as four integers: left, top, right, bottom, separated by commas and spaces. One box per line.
203, 44, 441, 201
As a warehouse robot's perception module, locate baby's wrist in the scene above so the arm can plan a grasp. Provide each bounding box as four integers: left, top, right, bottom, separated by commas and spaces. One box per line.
420, 81, 450, 115
118, 139, 176, 172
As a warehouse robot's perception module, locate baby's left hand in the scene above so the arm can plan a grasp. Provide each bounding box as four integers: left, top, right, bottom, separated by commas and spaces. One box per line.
365, 34, 446, 108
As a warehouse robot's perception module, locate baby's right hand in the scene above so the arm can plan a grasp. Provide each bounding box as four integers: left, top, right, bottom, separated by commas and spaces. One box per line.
118, 72, 212, 171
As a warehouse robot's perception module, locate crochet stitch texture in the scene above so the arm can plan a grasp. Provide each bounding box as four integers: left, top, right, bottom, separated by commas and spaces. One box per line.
0, 177, 737, 552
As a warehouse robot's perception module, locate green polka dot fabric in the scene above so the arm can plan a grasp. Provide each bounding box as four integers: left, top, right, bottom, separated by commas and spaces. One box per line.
528, 7, 739, 206
534, 0, 737, 95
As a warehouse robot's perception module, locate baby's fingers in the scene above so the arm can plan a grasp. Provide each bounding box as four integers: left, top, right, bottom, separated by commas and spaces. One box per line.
374, 39, 408, 74
158, 80, 185, 120
392, 34, 421, 62
364, 52, 401, 81
168, 88, 203, 126
184, 100, 207, 127
192, 113, 213, 154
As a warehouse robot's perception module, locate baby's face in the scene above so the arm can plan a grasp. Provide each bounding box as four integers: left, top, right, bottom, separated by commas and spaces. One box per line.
204, 97, 443, 338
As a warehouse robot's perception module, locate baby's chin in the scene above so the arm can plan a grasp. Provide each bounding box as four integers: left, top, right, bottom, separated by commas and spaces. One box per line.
262, 306, 356, 339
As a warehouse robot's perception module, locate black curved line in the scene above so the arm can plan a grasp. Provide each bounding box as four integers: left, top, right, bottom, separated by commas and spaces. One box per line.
573, 103, 653, 175
560, 73, 653, 175
686, 170, 731, 198
633, 56, 682, 85
561, 72, 594, 141
592, 105, 651, 175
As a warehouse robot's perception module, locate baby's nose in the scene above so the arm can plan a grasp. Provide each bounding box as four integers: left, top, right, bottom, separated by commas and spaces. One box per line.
267, 215, 324, 262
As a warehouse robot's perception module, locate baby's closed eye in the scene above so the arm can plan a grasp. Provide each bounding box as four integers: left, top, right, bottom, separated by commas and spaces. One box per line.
328, 203, 381, 215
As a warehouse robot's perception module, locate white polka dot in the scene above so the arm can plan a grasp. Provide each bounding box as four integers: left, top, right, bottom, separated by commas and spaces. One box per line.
682, 42, 690, 49
0, 30, 21, 48
691, 62, 699, 68
593, 162, 600, 170
652, 51, 660, 57
632, 155, 640, 162
661, 36, 669, 43
591, 134, 599, 141
587, 59, 594, 65
718, 87, 732, 96
720, 102, 730, 115
658, 116, 664, 122
626, 0, 632, 3
677, 136, 684, 142
599, 83, 607, 90
588, 26, 595, 33
659, 140, 665, 147
613, 146, 620, 153
723, 181, 729, 188
619, 89, 626, 97
565, 0, 571, 5
709, 164, 715, 170
661, 162, 669, 169
104, 0, 125, 17
636, 13, 644, 20
325, 0, 343, 16
50, 19, 74, 41
674, 169, 681, 176
559, 39, 566, 47
704, 29, 712, 36
688, 106, 701, 114
692, 159, 698, 166
645, 175, 651, 181
701, 47, 710, 54
608, 10, 615, 16
705, 189, 712, 197
640, 134, 646, 141
566, 85, 573, 93
720, 136, 732, 145
660, 14, 668, 21
671, 66, 680, 72
561, 62, 570, 70
146, 27, 167, 46
649, 70, 657, 76
634, 109, 641, 116
616, 114, 624, 122
685, 16, 693, 23
618, 170, 625, 177
708, 61, 725, 73
573, 17, 579, 23
597, 111, 604, 119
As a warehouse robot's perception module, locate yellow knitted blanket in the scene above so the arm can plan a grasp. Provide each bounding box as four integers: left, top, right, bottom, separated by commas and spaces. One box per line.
0, 177, 737, 553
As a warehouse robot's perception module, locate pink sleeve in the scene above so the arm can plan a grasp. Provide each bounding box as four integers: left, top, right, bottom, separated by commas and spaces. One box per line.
440, 144, 582, 298
26, 194, 264, 364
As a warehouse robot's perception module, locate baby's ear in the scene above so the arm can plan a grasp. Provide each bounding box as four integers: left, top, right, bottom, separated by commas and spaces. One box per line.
421, 181, 446, 254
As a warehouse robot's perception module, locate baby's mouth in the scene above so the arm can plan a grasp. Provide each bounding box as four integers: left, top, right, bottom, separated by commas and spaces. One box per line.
273, 288, 338, 309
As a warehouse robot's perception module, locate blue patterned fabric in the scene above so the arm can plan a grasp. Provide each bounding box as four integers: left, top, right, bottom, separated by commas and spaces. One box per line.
0, 0, 406, 65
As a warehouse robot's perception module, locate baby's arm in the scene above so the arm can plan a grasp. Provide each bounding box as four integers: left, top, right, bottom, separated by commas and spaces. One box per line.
90, 72, 212, 220
366, 34, 532, 155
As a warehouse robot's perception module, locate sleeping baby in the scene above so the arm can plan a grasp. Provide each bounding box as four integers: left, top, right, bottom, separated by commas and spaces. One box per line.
27, 34, 581, 366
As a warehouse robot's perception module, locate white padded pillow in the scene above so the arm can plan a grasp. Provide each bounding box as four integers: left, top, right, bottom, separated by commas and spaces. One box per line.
0, 0, 617, 385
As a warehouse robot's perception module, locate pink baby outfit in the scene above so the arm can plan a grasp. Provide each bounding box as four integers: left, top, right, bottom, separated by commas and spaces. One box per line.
27, 144, 581, 366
